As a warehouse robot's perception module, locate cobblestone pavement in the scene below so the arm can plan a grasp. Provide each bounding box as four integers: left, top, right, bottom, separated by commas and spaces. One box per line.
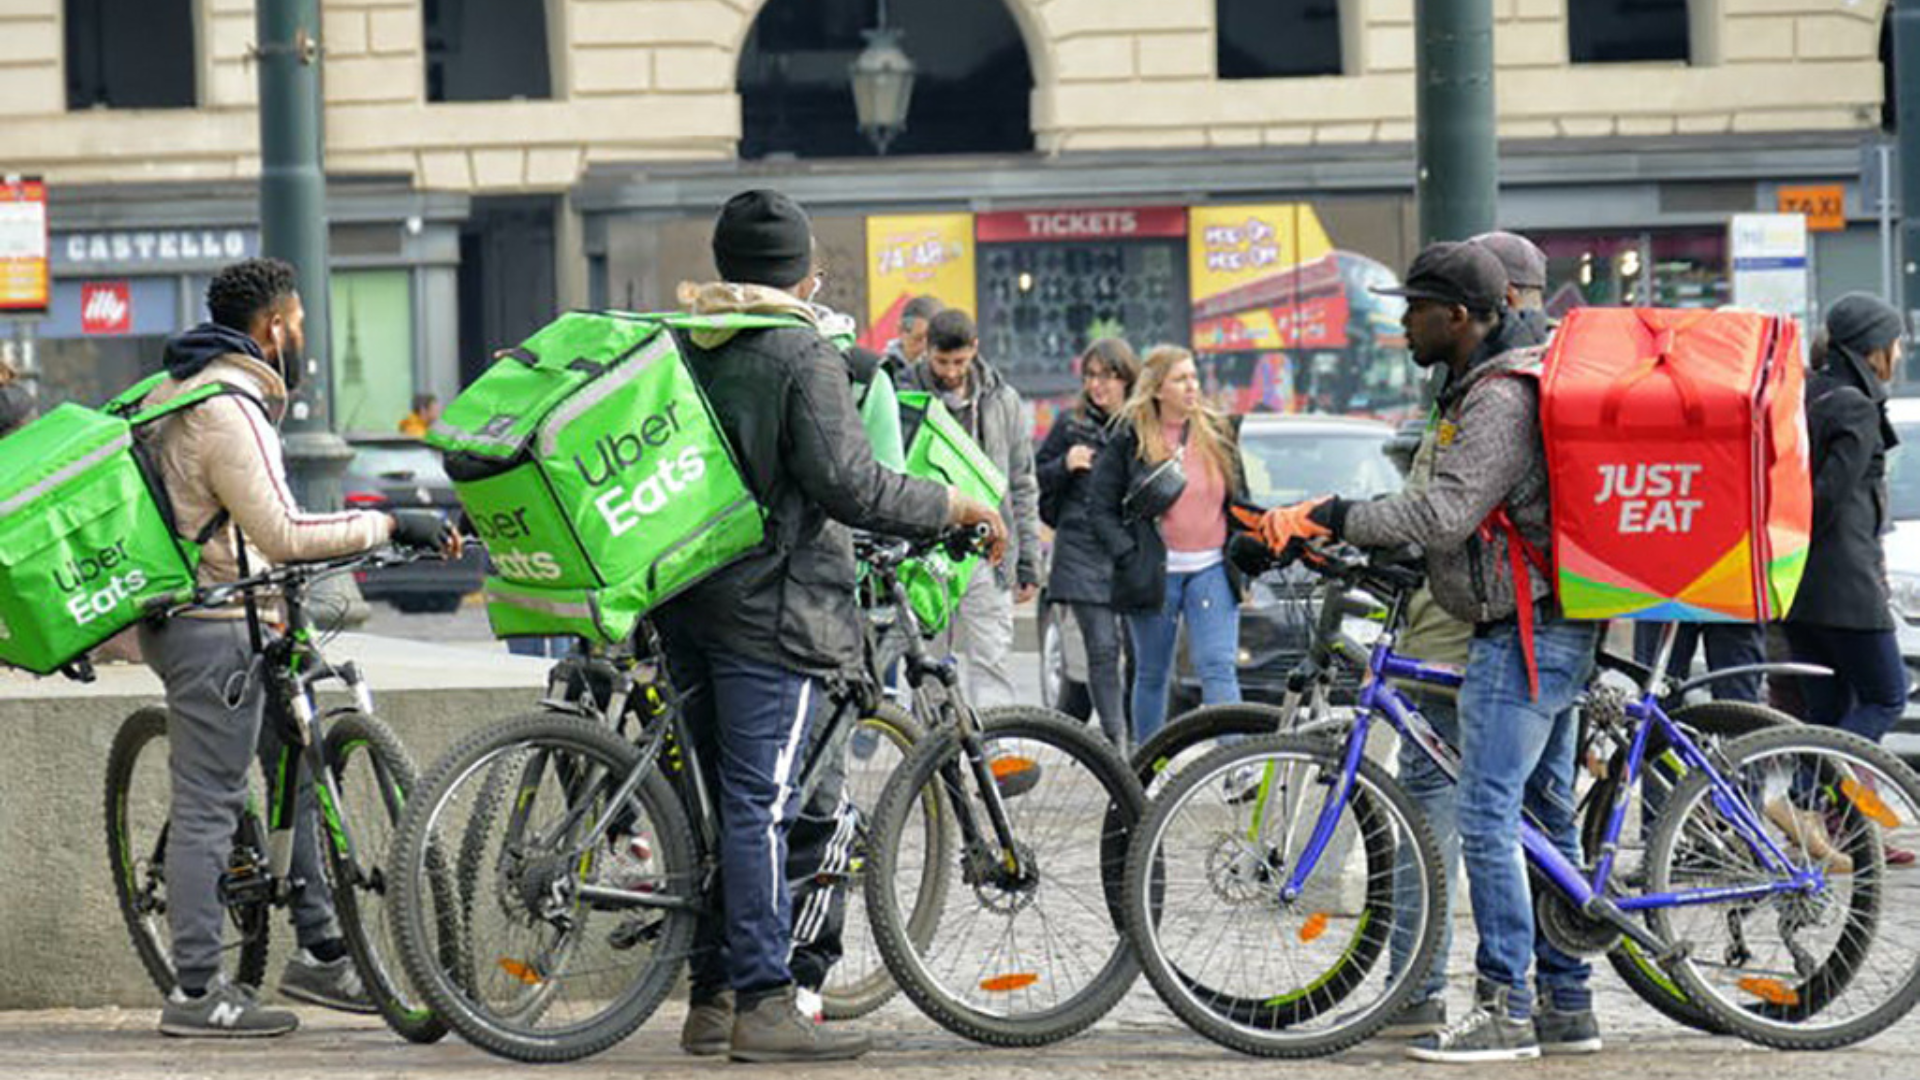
8, 921, 1918, 1080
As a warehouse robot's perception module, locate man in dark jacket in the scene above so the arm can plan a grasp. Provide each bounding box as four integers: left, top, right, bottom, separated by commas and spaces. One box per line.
899, 308, 1042, 708
1787, 295, 1910, 747
1261, 242, 1601, 1062
659, 190, 1006, 1062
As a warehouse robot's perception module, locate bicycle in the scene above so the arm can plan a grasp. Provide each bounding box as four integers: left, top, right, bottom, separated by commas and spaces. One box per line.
104, 547, 450, 1044
1119, 545, 1797, 1035
383, 529, 992, 1062
1121, 541, 1920, 1056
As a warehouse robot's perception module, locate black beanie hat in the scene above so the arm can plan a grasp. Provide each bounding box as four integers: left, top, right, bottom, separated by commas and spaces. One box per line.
712, 189, 813, 288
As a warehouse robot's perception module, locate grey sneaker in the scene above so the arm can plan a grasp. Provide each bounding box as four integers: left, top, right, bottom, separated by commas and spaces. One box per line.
729, 985, 871, 1063
1533, 1005, 1602, 1055
160, 976, 299, 1038
681, 991, 733, 1057
1380, 996, 1447, 1038
1407, 981, 1540, 1063
278, 948, 377, 1014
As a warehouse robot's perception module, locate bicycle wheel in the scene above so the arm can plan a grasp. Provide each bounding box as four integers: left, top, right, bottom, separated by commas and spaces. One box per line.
864, 705, 1144, 1045
1131, 703, 1293, 798
821, 701, 951, 1021
321, 712, 449, 1043
1578, 700, 1791, 1035
390, 713, 698, 1062
1646, 724, 1920, 1049
1123, 733, 1443, 1058
104, 705, 271, 995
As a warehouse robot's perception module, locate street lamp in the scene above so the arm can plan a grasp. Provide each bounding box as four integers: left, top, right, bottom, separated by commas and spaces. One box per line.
849, 0, 916, 155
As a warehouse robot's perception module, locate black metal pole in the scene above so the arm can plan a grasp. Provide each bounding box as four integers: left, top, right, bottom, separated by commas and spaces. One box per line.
256, 0, 350, 511
1415, 0, 1498, 244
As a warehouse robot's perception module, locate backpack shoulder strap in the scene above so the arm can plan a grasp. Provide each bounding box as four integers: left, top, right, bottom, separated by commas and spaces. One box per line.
125, 380, 265, 428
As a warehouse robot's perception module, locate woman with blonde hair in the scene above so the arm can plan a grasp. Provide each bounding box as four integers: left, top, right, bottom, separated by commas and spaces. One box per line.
1086, 345, 1254, 743
1036, 338, 1140, 755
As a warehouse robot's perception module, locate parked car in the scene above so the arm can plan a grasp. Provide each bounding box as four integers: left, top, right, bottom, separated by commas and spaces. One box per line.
1875, 396, 1920, 763
343, 436, 486, 613
1039, 413, 1402, 719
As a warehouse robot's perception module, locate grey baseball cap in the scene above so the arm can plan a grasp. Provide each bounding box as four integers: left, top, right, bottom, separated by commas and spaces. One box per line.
1470, 230, 1548, 290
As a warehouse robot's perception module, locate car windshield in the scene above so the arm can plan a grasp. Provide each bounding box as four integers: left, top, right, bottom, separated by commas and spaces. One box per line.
1240, 429, 1399, 506
351, 444, 450, 484
1893, 423, 1920, 521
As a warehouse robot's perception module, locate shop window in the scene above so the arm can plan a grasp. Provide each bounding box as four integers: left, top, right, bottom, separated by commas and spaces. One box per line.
978, 242, 1187, 395
1216, 0, 1343, 80
739, 0, 1033, 159
331, 270, 416, 434
1569, 0, 1690, 65
64, 0, 196, 110
424, 0, 552, 103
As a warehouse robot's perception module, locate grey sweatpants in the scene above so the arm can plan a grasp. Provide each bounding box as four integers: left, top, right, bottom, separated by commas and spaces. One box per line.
933, 560, 1018, 710
138, 617, 339, 991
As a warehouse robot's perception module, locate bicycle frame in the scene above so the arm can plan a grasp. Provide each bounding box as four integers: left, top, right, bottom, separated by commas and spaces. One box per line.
1273, 586, 1828, 959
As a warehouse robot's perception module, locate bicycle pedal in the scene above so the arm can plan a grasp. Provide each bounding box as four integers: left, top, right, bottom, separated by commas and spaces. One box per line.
607, 916, 662, 951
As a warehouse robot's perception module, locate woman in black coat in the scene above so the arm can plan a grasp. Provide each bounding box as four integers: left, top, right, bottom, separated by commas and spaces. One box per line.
1036, 339, 1139, 755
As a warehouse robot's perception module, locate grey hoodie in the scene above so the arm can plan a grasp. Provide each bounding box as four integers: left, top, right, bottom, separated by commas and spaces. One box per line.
1344, 338, 1553, 626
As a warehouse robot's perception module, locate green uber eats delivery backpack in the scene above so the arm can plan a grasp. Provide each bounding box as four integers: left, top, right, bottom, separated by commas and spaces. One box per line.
428, 310, 794, 644
0, 375, 252, 675
893, 390, 1007, 636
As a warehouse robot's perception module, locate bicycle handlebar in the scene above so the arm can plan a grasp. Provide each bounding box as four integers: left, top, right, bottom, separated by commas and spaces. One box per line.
140, 545, 437, 619
853, 524, 994, 571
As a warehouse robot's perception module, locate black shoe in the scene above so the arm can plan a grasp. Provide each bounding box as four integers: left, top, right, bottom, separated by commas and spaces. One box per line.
1380, 996, 1447, 1039
1533, 1005, 1602, 1055
1406, 981, 1539, 1063
681, 991, 733, 1056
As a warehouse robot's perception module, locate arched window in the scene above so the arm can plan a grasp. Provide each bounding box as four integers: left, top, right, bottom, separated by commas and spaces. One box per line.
739, 0, 1033, 159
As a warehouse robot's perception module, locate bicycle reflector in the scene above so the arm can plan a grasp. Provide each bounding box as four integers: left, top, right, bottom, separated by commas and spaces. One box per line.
1737, 977, 1799, 1007
1841, 778, 1902, 830
1298, 912, 1331, 944
990, 756, 1038, 781
498, 958, 546, 986
980, 973, 1040, 993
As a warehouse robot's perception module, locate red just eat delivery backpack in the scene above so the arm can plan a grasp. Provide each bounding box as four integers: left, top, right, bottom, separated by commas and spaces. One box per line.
1536, 307, 1811, 624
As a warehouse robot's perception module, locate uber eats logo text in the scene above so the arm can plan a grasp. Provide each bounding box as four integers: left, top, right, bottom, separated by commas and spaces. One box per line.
473, 507, 562, 581
57, 540, 148, 626
573, 401, 708, 538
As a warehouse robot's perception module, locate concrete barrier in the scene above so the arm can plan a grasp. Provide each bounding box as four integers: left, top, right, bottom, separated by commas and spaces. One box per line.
0, 635, 549, 1010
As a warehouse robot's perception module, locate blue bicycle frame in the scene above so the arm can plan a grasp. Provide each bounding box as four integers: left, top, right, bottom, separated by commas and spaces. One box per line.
1272, 602, 1831, 958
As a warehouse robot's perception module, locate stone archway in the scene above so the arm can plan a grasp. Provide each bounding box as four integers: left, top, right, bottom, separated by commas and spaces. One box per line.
730, 0, 1052, 159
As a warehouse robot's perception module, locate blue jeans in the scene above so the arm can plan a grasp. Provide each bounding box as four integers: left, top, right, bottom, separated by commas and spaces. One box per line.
664, 643, 821, 997
1457, 617, 1600, 1020
1126, 561, 1241, 744
1389, 689, 1460, 1004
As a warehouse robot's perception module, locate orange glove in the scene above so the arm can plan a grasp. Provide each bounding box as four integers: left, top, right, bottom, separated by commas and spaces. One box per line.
1259, 498, 1332, 552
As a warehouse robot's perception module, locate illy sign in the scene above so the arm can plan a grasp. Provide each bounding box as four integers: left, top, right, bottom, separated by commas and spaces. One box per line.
81, 282, 132, 335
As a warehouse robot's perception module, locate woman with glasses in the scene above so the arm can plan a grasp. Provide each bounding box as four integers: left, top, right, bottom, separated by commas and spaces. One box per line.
1035, 339, 1140, 755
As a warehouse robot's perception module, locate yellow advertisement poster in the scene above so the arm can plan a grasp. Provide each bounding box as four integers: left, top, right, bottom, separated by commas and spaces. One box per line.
863, 213, 975, 350
1187, 204, 1336, 354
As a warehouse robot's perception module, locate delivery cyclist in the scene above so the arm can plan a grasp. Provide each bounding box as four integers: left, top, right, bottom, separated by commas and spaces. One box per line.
1260, 242, 1601, 1063
657, 190, 1007, 1063
136, 257, 456, 1037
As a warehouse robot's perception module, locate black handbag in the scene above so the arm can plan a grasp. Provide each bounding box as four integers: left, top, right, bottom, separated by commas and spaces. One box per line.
1123, 447, 1188, 521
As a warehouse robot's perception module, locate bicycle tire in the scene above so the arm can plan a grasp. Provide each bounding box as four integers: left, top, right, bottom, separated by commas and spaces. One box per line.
1647, 724, 1920, 1050
1123, 733, 1444, 1058
864, 705, 1144, 1046
820, 701, 952, 1021
390, 712, 698, 1062
1132, 703, 1295, 794
104, 705, 272, 995
1578, 700, 1791, 1036
321, 712, 450, 1043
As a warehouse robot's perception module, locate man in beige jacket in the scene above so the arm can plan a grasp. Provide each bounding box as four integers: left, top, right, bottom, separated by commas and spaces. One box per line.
134, 258, 452, 1038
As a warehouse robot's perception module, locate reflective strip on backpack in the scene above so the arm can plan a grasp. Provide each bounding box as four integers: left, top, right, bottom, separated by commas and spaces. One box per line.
427, 416, 524, 456
0, 430, 131, 517
484, 583, 597, 622
537, 331, 676, 461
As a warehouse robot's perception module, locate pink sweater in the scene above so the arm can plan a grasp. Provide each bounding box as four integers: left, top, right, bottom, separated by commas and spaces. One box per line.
1159, 420, 1227, 554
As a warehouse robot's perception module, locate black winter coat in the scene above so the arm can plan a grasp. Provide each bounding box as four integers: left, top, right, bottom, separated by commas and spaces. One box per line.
1036, 404, 1117, 605
1085, 420, 1255, 615
658, 325, 951, 674
1789, 353, 1896, 632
